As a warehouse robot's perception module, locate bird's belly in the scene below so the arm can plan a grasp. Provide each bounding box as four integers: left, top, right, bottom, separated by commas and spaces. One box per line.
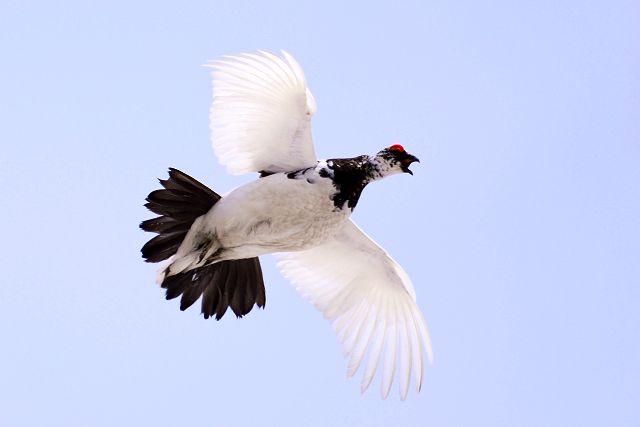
253, 201, 349, 251
204, 173, 350, 258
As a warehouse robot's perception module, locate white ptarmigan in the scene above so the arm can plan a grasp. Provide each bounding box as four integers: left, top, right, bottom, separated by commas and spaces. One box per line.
141, 50, 433, 400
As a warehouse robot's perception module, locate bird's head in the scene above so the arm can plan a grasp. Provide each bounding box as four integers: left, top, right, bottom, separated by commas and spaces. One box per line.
372, 144, 420, 177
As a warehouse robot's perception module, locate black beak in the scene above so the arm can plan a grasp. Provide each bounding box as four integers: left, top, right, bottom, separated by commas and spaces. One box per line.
401, 154, 420, 175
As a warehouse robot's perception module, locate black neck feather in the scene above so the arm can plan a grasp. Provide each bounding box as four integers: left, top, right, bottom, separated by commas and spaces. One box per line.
325, 155, 376, 210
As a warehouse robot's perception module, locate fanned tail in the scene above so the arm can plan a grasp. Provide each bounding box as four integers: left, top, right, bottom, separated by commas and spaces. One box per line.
140, 168, 265, 320
141, 167, 221, 262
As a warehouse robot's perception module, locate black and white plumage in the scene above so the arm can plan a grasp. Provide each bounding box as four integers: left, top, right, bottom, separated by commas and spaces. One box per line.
141, 50, 432, 399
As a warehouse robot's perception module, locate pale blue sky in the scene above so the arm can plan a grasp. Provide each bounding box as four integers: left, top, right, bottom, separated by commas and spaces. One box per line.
1, 0, 638, 426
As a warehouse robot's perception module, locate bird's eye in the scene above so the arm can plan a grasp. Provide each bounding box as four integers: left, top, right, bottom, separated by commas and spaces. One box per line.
389, 144, 406, 153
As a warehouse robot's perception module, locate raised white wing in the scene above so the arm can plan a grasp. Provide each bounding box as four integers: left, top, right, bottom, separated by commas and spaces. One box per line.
205, 50, 318, 175
275, 220, 433, 400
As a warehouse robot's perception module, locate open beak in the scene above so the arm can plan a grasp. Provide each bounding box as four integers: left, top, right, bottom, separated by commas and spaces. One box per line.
401, 154, 420, 175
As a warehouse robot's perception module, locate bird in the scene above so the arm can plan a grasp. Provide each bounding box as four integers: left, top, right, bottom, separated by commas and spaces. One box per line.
140, 50, 433, 400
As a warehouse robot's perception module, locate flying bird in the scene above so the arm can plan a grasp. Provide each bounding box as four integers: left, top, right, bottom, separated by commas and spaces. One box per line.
141, 50, 433, 399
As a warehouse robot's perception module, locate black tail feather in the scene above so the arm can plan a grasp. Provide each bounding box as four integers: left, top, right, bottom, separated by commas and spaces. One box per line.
141, 168, 266, 320
141, 231, 187, 263
140, 216, 190, 235
161, 259, 266, 320
140, 168, 221, 263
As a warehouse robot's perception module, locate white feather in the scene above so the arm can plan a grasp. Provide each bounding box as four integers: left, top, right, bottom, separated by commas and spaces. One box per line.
398, 301, 412, 400
275, 219, 433, 399
361, 300, 387, 393
346, 305, 375, 377
204, 50, 317, 174
381, 298, 398, 399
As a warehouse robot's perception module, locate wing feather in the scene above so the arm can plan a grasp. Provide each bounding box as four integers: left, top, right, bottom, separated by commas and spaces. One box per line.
276, 219, 432, 399
346, 304, 375, 377
361, 300, 387, 393
403, 297, 424, 393
398, 300, 413, 400
381, 298, 398, 399
205, 50, 317, 174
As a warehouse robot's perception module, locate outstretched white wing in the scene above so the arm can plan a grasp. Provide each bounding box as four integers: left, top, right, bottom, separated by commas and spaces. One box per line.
205, 50, 318, 175
275, 220, 433, 400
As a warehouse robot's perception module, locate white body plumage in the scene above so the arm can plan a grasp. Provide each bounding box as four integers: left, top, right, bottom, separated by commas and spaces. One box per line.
170, 165, 351, 273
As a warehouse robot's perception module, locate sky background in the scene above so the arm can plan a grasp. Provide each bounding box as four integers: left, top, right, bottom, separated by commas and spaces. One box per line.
1, 0, 639, 426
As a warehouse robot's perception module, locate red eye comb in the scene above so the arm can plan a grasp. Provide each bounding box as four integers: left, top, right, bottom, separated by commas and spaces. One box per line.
389, 144, 405, 152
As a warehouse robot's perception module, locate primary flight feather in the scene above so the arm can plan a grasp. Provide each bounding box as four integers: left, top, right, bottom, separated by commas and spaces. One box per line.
141, 50, 432, 400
